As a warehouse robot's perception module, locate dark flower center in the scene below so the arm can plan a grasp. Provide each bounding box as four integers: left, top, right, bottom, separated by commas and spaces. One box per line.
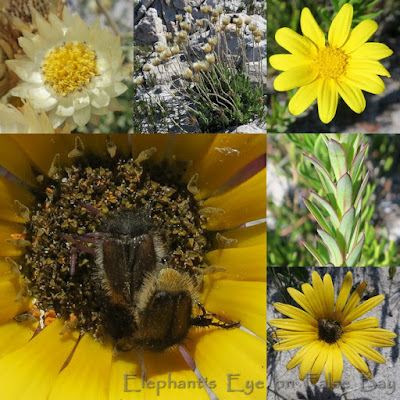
21, 147, 210, 341
318, 318, 343, 344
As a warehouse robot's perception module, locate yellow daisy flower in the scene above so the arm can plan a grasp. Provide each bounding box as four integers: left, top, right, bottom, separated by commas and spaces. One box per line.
269, 4, 393, 124
269, 270, 396, 389
6, 7, 129, 130
0, 134, 266, 400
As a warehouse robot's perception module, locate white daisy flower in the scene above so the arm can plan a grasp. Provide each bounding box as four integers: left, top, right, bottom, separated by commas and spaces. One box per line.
6, 7, 129, 129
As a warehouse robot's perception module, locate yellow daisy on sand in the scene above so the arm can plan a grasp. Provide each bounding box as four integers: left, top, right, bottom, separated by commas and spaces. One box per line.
0, 134, 266, 400
269, 270, 396, 389
6, 7, 129, 130
269, 4, 393, 124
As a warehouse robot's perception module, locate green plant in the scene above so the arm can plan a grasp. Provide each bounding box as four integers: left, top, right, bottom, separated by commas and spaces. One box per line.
186, 64, 265, 132
287, 134, 399, 266
135, 6, 266, 132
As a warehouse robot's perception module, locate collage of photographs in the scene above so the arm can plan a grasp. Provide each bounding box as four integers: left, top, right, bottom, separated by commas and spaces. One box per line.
0, 0, 398, 400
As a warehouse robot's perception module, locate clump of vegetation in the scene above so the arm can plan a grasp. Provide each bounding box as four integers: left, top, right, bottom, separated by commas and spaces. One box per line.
135, 5, 266, 133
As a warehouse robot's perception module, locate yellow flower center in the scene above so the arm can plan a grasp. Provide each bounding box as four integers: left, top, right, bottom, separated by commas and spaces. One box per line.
41, 41, 99, 96
313, 46, 348, 80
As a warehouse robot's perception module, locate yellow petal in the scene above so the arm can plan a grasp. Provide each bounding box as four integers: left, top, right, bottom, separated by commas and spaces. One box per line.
168, 134, 215, 162
66, 135, 131, 159
323, 273, 335, 319
0, 276, 31, 323
273, 303, 317, 326
288, 80, 319, 115
285, 342, 310, 369
341, 337, 386, 363
142, 347, 210, 399
338, 281, 367, 323
132, 134, 170, 163
205, 245, 265, 281
311, 271, 328, 315
49, 334, 113, 400
287, 287, 317, 319
317, 78, 339, 124
337, 340, 372, 378
12, 135, 72, 174
301, 283, 324, 319
184, 134, 266, 200
186, 328, 266, 400
342, 19, 378, 54
273, 64, 317, 91
309, 342, 329, 384
337, 78, 366, 113
351, 42, 393, 60
0, 319, 37, 358
324, 343, 343, 389
342, 295, 384, 325
345, 317, 379, 331
301, 7, 326, 49
0, 177, 35, 223
269, 54, 311, 71
0, 319, 78, 400
299, 340, 323, 380
201, 168, 266, 231
203, 278, 265, 339
348, 59, 391, 77
274, 334, 317, 352
0, 221, 24, 257
275, 27, 317, 58
343, 331, 395, 347
109, 351, 144, 400
268, 319, 316, 332
274, 329, 318, 338
334, 271, 353, 317
0, 136, 37, 187
220, 223, 266, 247
0, 258, 12, 275
328, 4, 353, 49
345, 70, 385, 94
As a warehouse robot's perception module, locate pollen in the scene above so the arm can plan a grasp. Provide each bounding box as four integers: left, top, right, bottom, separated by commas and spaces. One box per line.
41, 41, 99, 96
313, 46, 348, 80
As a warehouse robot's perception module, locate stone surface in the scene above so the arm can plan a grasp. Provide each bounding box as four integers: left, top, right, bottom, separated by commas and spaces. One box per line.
135, 8, 166, 44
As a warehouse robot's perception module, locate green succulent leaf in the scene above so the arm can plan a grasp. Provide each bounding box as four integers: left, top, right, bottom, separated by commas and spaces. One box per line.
304, 198, 335, 237
339, 206, 355, 253
317, 229, 344, 266
336, 173, 353, 217
303, 154, 337, 208
309, 190, 340, 229
327, 140, 347, 182
346, 232, 365, 266
303, 241, 326, 266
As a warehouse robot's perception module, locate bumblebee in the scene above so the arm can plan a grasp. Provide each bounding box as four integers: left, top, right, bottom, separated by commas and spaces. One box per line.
66, 208, 239, 352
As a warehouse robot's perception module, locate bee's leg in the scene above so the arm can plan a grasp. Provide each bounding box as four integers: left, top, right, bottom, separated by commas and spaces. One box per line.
77, 201, 101, 216
191, 301, 240, 329
75, 232, 103, 242
60, 233, 96, 275
137, 349, 147, 382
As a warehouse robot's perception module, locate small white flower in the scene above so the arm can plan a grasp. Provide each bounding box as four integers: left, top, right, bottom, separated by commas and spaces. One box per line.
6, 7, 129, 130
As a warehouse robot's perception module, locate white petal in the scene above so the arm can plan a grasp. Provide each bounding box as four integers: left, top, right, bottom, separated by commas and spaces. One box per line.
73, 106, 91, 127
72, 94, 90, 110
91, 91, 110, 108
56, 104, 75, 117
